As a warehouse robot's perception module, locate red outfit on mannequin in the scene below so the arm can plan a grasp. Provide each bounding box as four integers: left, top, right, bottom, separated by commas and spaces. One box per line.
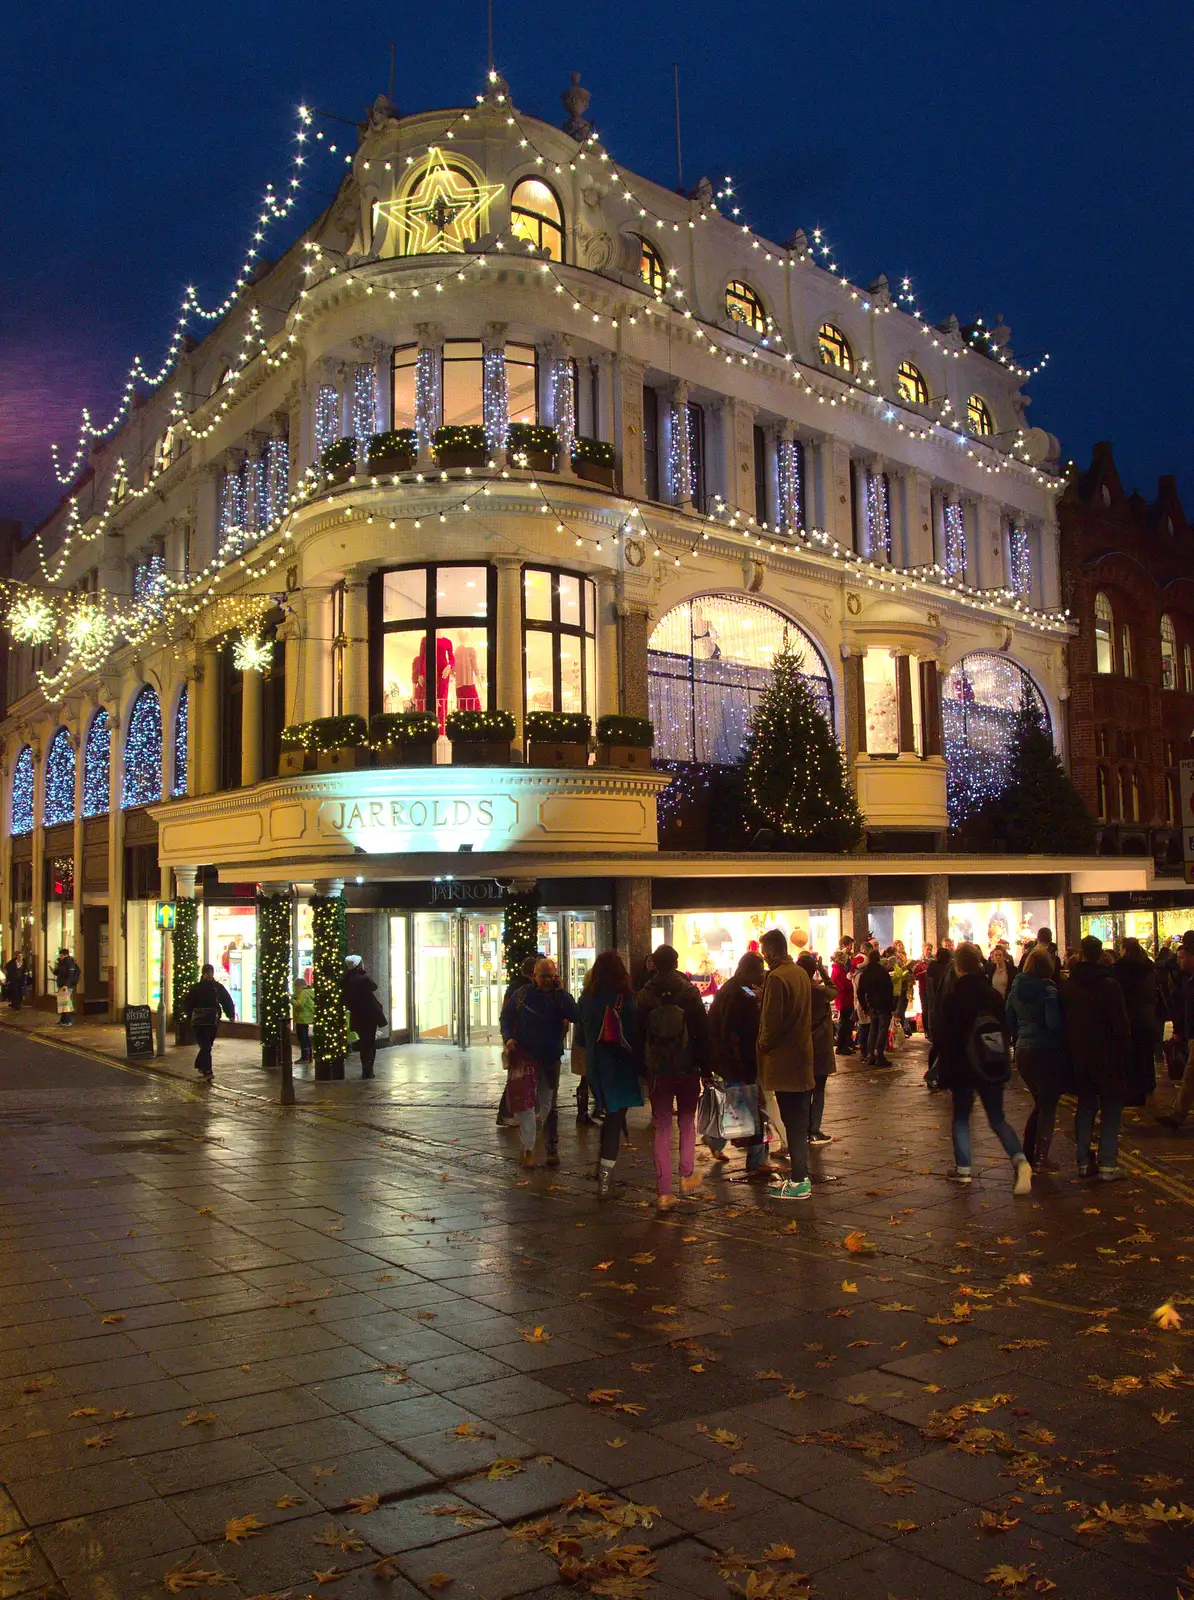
435, 636, 455, 732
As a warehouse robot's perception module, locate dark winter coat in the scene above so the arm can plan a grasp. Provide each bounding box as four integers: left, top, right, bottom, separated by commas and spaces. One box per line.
1006, 973, 1071, 1103
52, 956, 80, 990
1112, 951, 1161, 1104
1059, 962, 1132, 1102
636, 969, 712, 1075
3, 958, 28, 1000
500, 981, 579, 1067
577, 988, 643, 1114
933, 971, 1007, 1092
708, 978, 761, 1084
856, 961, 894, 1016
1017, 940, 1060, 979
180, 977, 235, 1027
922, 949, 955, 1029
340, 967, 387, 1033
808, 980, 836, 1078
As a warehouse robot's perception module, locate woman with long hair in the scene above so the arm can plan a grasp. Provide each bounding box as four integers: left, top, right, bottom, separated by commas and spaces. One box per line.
578, 950, 643, 1199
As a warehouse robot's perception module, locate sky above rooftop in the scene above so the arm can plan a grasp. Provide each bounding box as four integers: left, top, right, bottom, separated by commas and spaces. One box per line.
1, 0, 1190, 533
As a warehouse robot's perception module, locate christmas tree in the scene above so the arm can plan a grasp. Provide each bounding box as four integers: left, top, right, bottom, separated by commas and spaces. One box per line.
742, 634, 865, 851
973, 698, 1096, 853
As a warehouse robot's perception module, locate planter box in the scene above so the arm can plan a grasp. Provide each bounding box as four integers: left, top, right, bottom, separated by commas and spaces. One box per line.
324, 465, 353, 489
368, 452, 416, 478
436, 446, 487, 470
452, 740, 511, 767
527, 740, 590, 769
575, 458, 616, 488
595, 743, 653, 769
374, 739, 437, 767
278, 749, 312, 777
511, 450, 556, 474
316, 746, 368, 773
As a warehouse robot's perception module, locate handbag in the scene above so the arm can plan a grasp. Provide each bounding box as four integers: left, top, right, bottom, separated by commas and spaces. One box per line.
599, 998, 634, 1060
503, 1040, 539, 1113
697, 1080, 727, 1140
721, 1081, 760, 1141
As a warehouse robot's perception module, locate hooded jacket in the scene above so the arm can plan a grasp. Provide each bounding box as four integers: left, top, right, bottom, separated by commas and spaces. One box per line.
1060, 961, 1131, 1100
501, 980, 579, 1067
707, 976, 761, 1083
1006, 973, 1064, 1052
829, 952, 855, 1013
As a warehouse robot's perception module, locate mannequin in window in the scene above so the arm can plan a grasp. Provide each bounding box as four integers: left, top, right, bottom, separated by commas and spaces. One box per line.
691, 603, 721, 661
435, 635, 455, 732
454, 640, 481, 711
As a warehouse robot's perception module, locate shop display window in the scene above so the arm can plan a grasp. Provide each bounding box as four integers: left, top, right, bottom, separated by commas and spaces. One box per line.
413, 912, 453, 1038
392, 344, 417, 430
388, 915, 408, 1034
441, 340, 484, 427
376, 563, 493, 731
868, 904, 924, 954
948, 898, 1055, 956
1157, 909, 1194, 950
204, 905, 258, 1022
862, 651, 899, 754
294, 901, 314, 986
523, 567, 597, 717
650, 908, 841, 989
125, 901, 162, 1009
44, 903, 77, 992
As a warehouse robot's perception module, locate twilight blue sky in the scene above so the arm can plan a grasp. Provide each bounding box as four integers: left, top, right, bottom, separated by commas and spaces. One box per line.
2, 0, 1190, 531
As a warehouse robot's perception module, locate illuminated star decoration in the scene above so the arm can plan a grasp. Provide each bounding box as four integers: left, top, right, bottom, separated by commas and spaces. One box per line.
377, 148, 503, 255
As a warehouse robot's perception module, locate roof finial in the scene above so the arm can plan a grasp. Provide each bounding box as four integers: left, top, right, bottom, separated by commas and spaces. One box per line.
561, 71, 591, 140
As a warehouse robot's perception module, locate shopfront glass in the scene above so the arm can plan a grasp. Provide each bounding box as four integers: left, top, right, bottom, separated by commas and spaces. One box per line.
379, 564, 491, 731
204, 905, 257, 1022
465, 914, 504, 1039
862, 651, 899, 754
295, 902, 314, 985
650, 908, 841, 987
388, 914, 409, 1035
413, 912, 453, 1038
869, 904, 924, 954
948, 897, 1055, 956
44, 902, 77, 991
1080, 909, 1194, 956
125, 901, 162, 1009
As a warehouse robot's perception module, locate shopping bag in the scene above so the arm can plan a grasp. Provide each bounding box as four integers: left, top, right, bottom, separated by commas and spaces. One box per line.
503, 1041, 540, 1113
721, 1082, 760, 1141
56, 987, 74, 1015
696, 1080, 727, 1140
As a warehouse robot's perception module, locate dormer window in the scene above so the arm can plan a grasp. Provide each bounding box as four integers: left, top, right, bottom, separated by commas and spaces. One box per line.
967, 394, 994, 436
637, 236, 665, 294
725, 281, 766, 333
818, 322, 853, 371
510, 178, 564, 261
896, 360, 928, 405
1094, 591, 1113, 674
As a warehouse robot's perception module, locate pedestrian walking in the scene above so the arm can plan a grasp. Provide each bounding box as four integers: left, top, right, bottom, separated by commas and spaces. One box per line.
1061, 934, 1131, 1179
855, 946, 894, 1066
1112, 937, 1161, 1109
497, 956, 540, 1127
3, 951, 28, 1011
757, 928, 815, 1201
637, 944, 711, 1207
932, 942, 1032, 1192
1018, 927, 1060, 979
829, 939, 857, 1054
989, 944, 1014, 1003
52, 947, 80, 1026
576, 950, 642, 1199
178, 963, 235, 1080
500, 956, 578, 1169
340, 955, 387, 1079
797, 951, 835, 1145
1006, 945, 1069, 1168
705, 951, 772, 1177
1161, 936, 1194, 1131
292, 976, 314, 1062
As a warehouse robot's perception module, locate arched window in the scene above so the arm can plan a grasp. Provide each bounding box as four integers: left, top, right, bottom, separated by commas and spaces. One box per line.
967, 394, 994, 436
648, 597, 832, 765
1161, 614, 1177, 690
1121, 622, 1133, 678
637, 236, 665, 293
941, 653, 1049, 827
11, 745, 33, 836
510, 178, 564, 260
43, 728, 75, 827
1119, 768, 1136, 822
83, 711, 111, 817
385, 151, 499, 255
173, 689, 189, 798
896, 360, 928, 405
725, 281, 767, 333
1094, 592, 1114, 674
122, 687, 162, 810
818, 323, 853, 371
1096, 766, 1109, 822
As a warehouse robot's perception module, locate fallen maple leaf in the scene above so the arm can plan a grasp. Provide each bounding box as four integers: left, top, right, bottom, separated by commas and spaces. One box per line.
374, 1555, 402, 1577
312, 1569, 343, 1585
694, 1489, 735, 1511
843, 1230, 871, 1253
427, 1578, 453, 1592
696, 1424, 742, 1450
83, 1434, 116, 1449
607, 1436, 627, 1449
755, 1369, 785, 1380
181, 1409, 217, 1426
587, 1389, 622, 1405
939, 1335, 959, 1347
979, 1510, 1021, 1533
485, 1457, 525, 1480
163, 1560, 230, 1592
1153, 1408, 1177, 1425
986, 1563, 1029, 1589
453, 1422, 494, 1440
345, 1492, 381, 1513
629, 1252, 656, 1264
99, 1314, 125, 1325
612, 1401, 646, 1415
70, 1407, 102, 1418
223, 1513, 264, 1543
1153, 1302, 1183, 1331
885, 1519, 919, 1533
276, 1494, 304, 1508
110, 1408, 132, 1420
197, 1206, 214, 1215
728, 1461, 759, 1476
521, 1326, 552, 1343
593, 1261, 614, 1271
761, 1542, 798, 1560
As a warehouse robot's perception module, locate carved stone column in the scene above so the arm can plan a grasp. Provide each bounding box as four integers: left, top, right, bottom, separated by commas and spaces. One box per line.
241, 665, 264, 786
197, 642, 221, 796
495, 558, 524, 747
668, 380, 693, 510
612, 353, 647, 500
596, 573, 619, 718
341, 569, 371, 722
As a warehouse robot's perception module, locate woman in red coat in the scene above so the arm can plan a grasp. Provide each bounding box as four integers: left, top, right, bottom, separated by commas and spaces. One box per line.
829, 938, 856, 1056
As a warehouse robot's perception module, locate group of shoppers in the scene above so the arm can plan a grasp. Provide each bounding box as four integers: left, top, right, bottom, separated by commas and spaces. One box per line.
500, 931, 836, 1206
829, 937, 918, 1066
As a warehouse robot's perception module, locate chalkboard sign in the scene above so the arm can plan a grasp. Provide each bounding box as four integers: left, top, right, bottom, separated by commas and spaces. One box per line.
125, 1005, 155, 1059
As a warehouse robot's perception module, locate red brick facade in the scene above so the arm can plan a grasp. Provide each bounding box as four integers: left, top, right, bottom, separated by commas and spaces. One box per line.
1061, 441, 1193, 867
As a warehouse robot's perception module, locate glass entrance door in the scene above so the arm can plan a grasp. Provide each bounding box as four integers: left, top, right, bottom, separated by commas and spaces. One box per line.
462, 913, 504, 1044
413, 911, 504, 1045
413, 912, 454, 1039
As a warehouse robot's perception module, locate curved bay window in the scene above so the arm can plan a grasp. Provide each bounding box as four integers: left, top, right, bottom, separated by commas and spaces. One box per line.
818, 322, 853, 371
523, 568, 597, 716
638, 236, 665, 293
649, 597, 832, 765
942, 652, 1049, 827
438, 340, 538, 428
967, 394, 994, 436
725, 281, 766, 333
510, 178, 564, 260
373, 564, 493, 733
1094, 591, 1114, 673
896, 360, 928, 405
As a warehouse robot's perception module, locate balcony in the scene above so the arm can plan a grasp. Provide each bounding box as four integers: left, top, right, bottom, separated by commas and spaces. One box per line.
853, 754, 949, 832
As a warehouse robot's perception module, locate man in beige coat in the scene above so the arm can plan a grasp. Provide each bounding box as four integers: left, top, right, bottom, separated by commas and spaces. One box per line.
758, 928, 815, 1200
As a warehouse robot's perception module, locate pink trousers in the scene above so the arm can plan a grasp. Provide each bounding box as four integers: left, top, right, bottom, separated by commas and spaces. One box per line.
650, 1074, 701, 1196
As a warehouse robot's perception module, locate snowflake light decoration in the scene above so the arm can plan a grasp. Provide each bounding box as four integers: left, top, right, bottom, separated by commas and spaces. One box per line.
7, 594, 54, 645
233, 633, 273, 673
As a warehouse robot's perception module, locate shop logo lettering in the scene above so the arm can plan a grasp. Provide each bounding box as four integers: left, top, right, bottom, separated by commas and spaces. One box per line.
326, 797, 495, 831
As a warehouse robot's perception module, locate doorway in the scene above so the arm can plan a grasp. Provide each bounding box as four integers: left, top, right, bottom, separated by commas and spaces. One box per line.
410, 911, 505, 1046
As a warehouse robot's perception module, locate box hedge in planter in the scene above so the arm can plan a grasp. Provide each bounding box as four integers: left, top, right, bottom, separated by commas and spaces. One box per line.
366, 428, 417, 477
507, 422, 559, 474
572, 435, 616, 487
279, 723, 316, 776
320, 436, 357, 488
525, 710, 591, 768
370, 711, 438, 767
433, 424, 487, 469
447, 708, 515, 766
595, 714, 654, 769
311, 714, 369, 772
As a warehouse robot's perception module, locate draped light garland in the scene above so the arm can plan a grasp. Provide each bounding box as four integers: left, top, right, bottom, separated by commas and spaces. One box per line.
11, 747, 33, 836
120, 687, 162, 810
43, 728, 76, 827
172, 690, 189, 797
482, 345, 509, 456
82, 711, 111, 817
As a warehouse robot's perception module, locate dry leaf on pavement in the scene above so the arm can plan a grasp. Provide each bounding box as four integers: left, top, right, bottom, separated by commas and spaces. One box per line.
693, 1490, 735, 1511
521, 1326, 552, 1343
223, 1514, 264, 1543
163, 1560, 230, 1592
345, 1492, 381, 1513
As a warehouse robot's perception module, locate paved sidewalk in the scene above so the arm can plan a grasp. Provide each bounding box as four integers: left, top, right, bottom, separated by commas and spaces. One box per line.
0, 1021, 1190, 1598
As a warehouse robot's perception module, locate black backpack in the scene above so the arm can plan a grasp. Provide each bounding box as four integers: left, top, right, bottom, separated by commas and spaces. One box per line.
966, 1011, 1010, 1083
645, 995, 693, 1076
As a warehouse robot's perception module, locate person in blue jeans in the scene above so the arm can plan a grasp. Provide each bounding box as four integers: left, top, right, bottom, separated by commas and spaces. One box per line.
1060, 935, 1131, 1180
705, 951, 772, 1176
931, 942, 1032, 1193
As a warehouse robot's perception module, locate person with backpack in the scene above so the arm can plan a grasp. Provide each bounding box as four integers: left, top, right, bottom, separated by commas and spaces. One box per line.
52, 947, 81, 1026
636, 944, 711, 1207
576, 950, 641, 1199
178, 963, 235, 1080
855, 946, 894, 1067
1006, 944, 1069, 1168
705, 951, 771, 1177
340, 955, 387, 1079
933, 941, 1032, 1192
757, 928, 816, 1199
500, 957, 579, 1169
1060, 934, 1132, 1179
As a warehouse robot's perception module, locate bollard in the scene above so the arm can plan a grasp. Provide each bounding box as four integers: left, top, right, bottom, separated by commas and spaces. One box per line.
156, 1000, 167, 1058
279, 1019, 295, 1106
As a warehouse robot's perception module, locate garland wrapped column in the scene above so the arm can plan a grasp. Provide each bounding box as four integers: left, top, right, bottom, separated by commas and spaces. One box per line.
257, 892, 292, 1068
311, 891, 347, 1080
171, 898, 199, 1044
502, 894, 539, 981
